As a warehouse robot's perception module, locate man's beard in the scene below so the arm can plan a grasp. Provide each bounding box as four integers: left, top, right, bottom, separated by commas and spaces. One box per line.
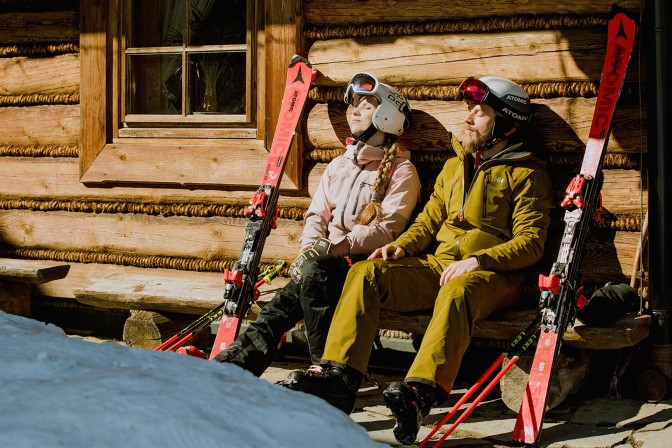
461, 129, 492, 154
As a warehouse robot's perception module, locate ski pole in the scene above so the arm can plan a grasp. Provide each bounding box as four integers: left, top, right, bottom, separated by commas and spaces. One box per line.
155, 260, 286, 352
431, 331, 538, 447
153, 305, 225, 351
417, 311, 541, 448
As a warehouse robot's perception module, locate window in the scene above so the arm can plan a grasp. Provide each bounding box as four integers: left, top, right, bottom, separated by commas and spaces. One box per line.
123, 0, 254, 132
80, 0, 302, 189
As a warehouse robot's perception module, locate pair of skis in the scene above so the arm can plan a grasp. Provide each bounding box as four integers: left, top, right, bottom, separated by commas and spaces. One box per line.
155, 55, 316, 359
419, 5, 638, 446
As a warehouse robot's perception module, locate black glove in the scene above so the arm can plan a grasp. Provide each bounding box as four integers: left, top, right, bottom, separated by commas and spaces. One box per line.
289, 238, 332, 283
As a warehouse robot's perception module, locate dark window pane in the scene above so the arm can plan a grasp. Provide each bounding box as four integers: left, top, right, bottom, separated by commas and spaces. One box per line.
130, 0, 185, 47
189, 52, 246, 114
127, 54, 182, 114
190, 0, 245, 46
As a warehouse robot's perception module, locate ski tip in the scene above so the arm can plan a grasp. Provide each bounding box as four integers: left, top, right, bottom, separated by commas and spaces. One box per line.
289, 54, 312, 68
610, 2, 637, 22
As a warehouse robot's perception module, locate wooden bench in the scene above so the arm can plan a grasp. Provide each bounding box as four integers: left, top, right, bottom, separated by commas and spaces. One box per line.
0, 258, 71, 317
73, 270, 650, 409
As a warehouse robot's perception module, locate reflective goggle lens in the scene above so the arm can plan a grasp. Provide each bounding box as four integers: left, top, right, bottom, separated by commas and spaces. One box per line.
458, 77, 490, 104
345, 73, 379, 105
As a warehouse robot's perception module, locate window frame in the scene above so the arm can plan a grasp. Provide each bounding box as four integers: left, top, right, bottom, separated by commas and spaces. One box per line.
80, 0, 302, 189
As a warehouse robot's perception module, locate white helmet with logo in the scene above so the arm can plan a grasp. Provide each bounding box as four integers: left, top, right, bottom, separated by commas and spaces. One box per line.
344, 72, 412, 141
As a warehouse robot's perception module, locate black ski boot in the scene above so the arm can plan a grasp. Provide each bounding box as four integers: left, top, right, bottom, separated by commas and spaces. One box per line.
281, 364, 363, 414
383, 381, 443, 445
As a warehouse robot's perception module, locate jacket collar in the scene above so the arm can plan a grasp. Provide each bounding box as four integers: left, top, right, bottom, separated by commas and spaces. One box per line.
451, 134, 533, 164
343, 140, 410, 165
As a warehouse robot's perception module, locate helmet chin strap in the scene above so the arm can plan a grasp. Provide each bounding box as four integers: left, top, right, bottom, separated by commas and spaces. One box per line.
352, 123, 378, 145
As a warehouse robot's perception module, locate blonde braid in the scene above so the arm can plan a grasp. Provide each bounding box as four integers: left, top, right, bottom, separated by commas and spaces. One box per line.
355, 139, 399, 225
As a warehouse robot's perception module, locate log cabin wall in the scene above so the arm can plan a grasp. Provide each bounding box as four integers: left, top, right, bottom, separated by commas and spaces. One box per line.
301, 0, 648, 298
0, 0, 647, 322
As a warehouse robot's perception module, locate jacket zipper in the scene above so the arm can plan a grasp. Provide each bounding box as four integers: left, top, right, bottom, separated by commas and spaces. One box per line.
447, 178, 459, 216
341, 165, 365, 227
460, 160, 493, 221
352, 181, 366, 215
482, 174, 490, 218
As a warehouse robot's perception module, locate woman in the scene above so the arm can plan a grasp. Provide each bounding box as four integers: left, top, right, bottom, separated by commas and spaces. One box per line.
213, 72, 421, 376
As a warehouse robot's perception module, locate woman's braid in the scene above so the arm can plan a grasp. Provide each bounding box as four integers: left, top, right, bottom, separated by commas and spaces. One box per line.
355, 139, 399, 225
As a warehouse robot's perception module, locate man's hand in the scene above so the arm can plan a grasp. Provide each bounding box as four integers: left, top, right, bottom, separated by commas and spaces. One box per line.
440, 257, 479, 286
368, 244, 406, 261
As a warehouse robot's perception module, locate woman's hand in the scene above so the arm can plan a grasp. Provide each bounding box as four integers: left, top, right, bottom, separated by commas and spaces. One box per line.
368, 244, 406, 260
440, 257, 480, 286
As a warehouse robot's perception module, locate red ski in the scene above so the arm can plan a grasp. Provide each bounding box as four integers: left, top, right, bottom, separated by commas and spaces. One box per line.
512, 6, 638, 445
154, 56, 314, 358
209, 55, 316, 360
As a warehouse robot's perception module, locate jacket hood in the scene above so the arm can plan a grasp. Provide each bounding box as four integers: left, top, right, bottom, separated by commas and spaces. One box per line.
343, 140, 411, 166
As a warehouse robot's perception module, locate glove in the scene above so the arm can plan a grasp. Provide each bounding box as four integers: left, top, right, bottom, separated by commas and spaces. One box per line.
289, 238, 332, 283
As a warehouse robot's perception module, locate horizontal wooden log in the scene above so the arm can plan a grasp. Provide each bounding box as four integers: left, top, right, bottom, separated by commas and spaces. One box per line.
0, 210, 304, 264
0, 53, 79, 95
72, 270, 290, 315
308, 28, 642, 86
379, 307, 650, 350
308, 162, 647, 216
305, 98, 646, 154
0, 157, 312, 208
122, 310, 211, 350
0, 11, 79, 44
304, 0, 640, 26
0, 257, 70, 284
29, 262, 287, 306
0, 105, 78, 146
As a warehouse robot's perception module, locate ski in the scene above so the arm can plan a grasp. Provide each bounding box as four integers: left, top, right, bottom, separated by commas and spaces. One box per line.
208, 55, 316, 360
512, 6, 638, 445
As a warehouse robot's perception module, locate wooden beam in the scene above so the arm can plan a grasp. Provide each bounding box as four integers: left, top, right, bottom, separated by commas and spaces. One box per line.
303, 0, 640, 26
0, 10, 79, 44
265, 0, 304, 189
307, 28, 644, 86
305, 98, 646, 154
0, 105, 79, 146
379, 308, 651, 350
73, 271, 289, 315
0, 209, 303, 264
0, 258, 70, 284
79, 140, 296, 190
0, 54, 79, 95
0, 258, 70, 318
308, 163, 648, 215
0, 157, 312, 207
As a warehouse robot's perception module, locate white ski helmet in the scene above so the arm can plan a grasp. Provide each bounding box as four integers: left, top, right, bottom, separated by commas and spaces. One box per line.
458, 76, 532, 140
344, 72, 412, 140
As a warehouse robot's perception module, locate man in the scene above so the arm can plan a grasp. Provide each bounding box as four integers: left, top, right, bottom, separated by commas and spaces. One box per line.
282, 76, 554, 445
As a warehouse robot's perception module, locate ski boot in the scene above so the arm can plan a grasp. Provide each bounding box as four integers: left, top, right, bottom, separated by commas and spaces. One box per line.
383, 381, 443, 445
281, 364, 362, 414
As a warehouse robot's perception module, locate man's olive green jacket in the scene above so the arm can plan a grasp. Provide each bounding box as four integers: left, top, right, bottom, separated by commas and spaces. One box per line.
394, 135, 554, 273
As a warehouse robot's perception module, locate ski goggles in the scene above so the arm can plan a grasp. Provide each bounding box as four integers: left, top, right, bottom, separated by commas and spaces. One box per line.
344, 72, 380, 106
457, 77, 491, 104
